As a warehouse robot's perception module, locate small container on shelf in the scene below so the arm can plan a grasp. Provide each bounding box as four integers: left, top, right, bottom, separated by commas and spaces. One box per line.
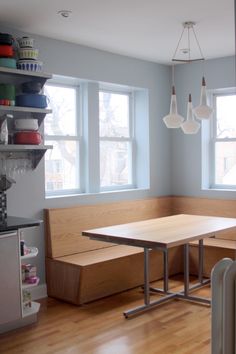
20, 240, 25, 256
23, 263, 37, 279
26, 276, 38, 284
22, 289, 31, 309
21, 246, 38, 259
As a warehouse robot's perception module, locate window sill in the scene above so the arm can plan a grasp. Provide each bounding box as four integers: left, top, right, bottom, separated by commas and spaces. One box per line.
45, 187, 150, 200
201, 187, 236, 198
202, 187, 236, 192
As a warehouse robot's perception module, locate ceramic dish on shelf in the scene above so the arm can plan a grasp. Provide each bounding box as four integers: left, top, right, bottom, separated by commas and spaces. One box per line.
14, 118, 39, 131
21, 81, 42, 94
14, 131, 42, 145
18, 48, 39, 60
0, 83, 15, 100
17, 59, 43, 72
0, 33, 14, 45
0, 57, 16, 69
17, 36, 34, 48
16, 93, 47, 108
0, 44, 14, 58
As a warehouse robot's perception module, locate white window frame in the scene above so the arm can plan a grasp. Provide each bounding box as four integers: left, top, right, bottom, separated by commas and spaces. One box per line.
44, 81, 82, 196
99, 88, 136, 191
210, 89, 236, 190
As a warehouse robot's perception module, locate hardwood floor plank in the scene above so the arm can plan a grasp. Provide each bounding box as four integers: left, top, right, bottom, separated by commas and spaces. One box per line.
0, 276, 211, 354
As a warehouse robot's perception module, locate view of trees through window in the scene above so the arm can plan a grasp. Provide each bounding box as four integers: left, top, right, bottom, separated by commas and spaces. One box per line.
99, 91, 132, 187
44, 84, 79, 194
214, 94, 236, 186
44, 83, 135, 195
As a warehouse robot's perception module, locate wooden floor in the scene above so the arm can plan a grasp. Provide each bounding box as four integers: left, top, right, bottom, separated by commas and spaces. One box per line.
0, 276, 211, 354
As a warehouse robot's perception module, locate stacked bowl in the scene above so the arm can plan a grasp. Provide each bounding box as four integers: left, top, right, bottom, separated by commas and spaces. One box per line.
16, 80, 47, 109
17, 37, 43, 72
14, 80, 45, 144
0, 33, 16, 69
0, 33, 16, 105
14, 118, 42, 145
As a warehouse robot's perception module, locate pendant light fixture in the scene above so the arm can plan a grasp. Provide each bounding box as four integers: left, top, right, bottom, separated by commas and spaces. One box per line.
163, 21, 213, 134
193, 76, 213, 119
163, 85, 184, 128
181, 94, 200, 134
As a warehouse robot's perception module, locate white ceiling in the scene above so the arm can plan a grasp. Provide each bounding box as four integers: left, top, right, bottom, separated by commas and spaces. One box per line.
0, 0, 234, 64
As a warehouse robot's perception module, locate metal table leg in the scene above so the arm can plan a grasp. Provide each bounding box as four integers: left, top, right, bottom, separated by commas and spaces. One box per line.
184, 243, 189, 296
163, 249, 169, 293
144, 248, 150, 305
198, 239, 204, 284
177, 241, 210, 305
149, 249, 169, 294
124, 241, 211, 318
123, 247, 175, 318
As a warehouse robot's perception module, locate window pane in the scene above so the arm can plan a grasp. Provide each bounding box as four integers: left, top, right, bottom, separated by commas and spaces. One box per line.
45, 140, 79, 192
216, 95, 236, 138
215, 141, 236, 185
99, 92, 130, 137
100, 141, 130, 187
44, 85, 77, 136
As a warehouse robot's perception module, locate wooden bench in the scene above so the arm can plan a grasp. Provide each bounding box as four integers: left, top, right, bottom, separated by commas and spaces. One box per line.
172, 196, 236, 276
45, 197, 183, 305
45, 195, 236, 304
189, 238, 236, 276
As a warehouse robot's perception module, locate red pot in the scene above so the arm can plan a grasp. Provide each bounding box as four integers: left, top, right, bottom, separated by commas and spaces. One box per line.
0, 45, 14, 57
0, 99, 10, 106
14, 131, 42, 145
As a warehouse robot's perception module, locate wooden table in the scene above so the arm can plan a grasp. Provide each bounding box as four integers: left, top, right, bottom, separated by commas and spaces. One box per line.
82, 214, 236, 317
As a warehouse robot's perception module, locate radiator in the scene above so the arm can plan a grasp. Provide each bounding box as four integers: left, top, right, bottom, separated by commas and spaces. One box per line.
211, 258, 236, 354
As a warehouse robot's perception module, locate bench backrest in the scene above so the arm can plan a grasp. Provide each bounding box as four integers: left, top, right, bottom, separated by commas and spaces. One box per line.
172, 196, 236, 240
45, 197, 172, 258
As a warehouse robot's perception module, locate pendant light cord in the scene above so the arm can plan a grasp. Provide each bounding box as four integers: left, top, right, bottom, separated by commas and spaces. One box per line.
172, 26, 185, 61
172, 64, 175, 87
191, 26, 205, 60
172, 22, 205, 62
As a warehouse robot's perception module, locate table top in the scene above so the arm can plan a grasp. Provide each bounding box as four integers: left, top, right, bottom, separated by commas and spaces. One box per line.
82, 214, 236, 249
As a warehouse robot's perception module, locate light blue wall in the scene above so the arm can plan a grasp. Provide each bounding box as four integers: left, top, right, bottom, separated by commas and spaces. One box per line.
1, 26, 171, 283
3, 26, 234, 285
171, 56, 236, 199
0, 28, 236, 283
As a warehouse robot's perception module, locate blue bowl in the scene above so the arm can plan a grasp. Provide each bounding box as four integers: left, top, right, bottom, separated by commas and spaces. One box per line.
16, 94, 47, 108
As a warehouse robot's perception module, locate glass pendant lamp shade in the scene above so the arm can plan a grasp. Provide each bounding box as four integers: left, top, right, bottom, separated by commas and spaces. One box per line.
181, 94, 200, 134
163, 86, 184, 128
163, 22, 213, 134
193, 77, 213, 119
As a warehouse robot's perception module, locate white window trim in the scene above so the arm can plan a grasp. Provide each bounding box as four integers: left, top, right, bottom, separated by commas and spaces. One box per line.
44, 76, 150, 198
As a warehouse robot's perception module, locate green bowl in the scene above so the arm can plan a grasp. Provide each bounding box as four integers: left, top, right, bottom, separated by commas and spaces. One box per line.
0, 57, 16, 69
0, 84, 15, 100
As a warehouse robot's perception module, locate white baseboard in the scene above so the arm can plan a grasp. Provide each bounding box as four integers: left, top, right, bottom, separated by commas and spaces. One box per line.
31, 283, 47, 300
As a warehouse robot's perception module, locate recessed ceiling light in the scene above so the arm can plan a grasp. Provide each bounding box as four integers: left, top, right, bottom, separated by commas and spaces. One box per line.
57, 10, 72, 18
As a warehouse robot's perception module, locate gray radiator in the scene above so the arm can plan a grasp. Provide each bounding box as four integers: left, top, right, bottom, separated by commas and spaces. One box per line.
211, 258, 236, 354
